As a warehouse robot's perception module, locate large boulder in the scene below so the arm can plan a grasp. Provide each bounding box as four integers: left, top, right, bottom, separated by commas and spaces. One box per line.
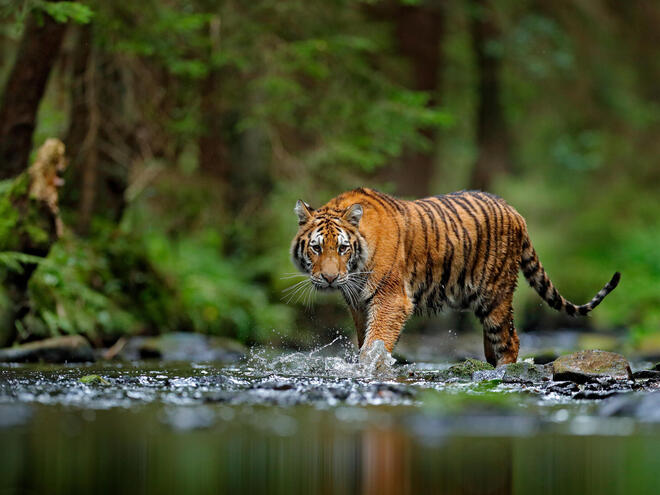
0, 335, 94, 363
552, 350, 633, 383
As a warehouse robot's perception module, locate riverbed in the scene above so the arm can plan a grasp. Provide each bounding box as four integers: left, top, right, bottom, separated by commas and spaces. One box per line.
1, 341, 659, 494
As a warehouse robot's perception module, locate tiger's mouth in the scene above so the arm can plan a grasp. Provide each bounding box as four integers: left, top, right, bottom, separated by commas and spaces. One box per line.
311, 277, 340, 290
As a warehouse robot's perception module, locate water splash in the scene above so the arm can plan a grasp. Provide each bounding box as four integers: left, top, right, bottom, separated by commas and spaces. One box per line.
242, 335, 398, 379
358, 340, 396, 375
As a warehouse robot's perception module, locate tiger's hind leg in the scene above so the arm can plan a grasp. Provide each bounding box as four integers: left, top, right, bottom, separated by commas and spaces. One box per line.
476, 293, 520, 367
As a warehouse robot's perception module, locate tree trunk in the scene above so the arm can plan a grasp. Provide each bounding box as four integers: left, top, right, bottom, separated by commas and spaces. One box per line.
389, 4, 443, 198
0, 13, 67, 179
62, 25, 99, 235
199, 70, 231, 183
469, 0, 512, 191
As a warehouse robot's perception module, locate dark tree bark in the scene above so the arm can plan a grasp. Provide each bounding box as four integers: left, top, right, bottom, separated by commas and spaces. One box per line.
469, 0, 512, 191
198, 69, 271, 223
199, 70, 231, 182
62, 37, 132, 233
0, 13, 67, 179
392, 4, 443, 197
62, 25, 98, 235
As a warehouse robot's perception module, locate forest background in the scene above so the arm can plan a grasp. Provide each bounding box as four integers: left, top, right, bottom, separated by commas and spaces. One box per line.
0, 0, 658, 352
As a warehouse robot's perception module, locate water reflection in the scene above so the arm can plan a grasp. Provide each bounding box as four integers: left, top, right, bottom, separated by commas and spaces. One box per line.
1, 357, 660, 494
2, 404, 660, 494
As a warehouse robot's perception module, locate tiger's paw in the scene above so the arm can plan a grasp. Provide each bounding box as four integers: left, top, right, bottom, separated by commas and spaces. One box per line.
359, 340, 395, 374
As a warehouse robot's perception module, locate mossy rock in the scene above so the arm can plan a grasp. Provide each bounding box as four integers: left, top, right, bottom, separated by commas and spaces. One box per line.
429, 358, 494, 381
552, 350, 632, 383
502, 362, 552, 383
79, 374, 110, 385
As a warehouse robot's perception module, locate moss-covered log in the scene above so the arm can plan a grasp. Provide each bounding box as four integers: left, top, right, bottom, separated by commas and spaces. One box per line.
0, 139, 67, 346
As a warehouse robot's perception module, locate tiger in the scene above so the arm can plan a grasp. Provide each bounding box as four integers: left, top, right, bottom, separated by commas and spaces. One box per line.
290, 187, 620, 366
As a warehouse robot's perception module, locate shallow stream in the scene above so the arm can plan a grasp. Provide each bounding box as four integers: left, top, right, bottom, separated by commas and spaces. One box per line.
1, 339, 659, 494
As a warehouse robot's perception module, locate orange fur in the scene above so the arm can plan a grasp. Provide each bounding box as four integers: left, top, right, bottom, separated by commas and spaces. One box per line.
291, 188, 620, 366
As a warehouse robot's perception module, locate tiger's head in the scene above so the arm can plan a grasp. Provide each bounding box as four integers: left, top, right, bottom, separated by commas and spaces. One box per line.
291, 200, 368, 291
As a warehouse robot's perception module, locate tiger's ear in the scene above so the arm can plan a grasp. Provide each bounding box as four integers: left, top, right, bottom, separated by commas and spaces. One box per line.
294, 200, 314, 225
343, 204, 363, 227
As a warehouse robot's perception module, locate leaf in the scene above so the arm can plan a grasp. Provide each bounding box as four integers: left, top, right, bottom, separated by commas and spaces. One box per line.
0, 251, 47, 274
39, 1, 93, 24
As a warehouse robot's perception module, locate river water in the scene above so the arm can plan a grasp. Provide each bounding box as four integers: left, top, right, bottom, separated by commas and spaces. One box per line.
1, 342, 659, 494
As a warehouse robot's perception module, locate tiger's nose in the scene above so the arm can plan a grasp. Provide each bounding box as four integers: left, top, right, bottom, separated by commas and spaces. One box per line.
322, 273, 338, 284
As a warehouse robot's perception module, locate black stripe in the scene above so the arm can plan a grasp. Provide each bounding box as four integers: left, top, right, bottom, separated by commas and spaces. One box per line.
373, 189, 406, 214
471, 196, 493, 286
547, 288, 562, 310
450, 195, 483, 285
538, 275, 549, 299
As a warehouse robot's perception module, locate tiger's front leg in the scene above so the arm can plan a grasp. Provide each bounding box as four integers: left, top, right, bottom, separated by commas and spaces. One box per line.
359, 290, 414, 361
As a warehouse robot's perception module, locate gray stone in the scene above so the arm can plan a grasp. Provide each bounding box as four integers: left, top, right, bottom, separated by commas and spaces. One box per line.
0, 335, 94, 363
472, 367, 506, 382
552, 350, 633, 383
119, 333, 246, 362
440, 359, 494, 381
502, 362, 552, 383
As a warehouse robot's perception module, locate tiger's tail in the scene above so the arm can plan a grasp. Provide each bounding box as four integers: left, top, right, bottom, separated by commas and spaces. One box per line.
520, 234, 620, 316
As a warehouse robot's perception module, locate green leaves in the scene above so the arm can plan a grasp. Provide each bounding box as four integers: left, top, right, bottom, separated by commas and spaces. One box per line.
0, 251, 47, 274
39, 1, 93, 24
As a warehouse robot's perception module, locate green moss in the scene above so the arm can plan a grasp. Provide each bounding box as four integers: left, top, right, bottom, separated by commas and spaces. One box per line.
428, 359, 495, 381
502, 362, 550, 383
447, 358, 494, 379
0, 172, 52, 252
79, 374, 110, 385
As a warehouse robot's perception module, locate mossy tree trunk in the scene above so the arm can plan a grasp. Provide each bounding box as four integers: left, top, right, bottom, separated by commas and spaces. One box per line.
0, 139, 67, 346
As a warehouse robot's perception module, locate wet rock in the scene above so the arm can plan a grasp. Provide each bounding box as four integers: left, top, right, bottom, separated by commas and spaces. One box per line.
368, 383, 415, 400
449, 358, 493, 379
431, 359, 494, 381
552, 350, 633, 383
573, 389, 620, 400
472, 367, 506, 382
501, 362, 552, 383
544, 381, 580, 395
572, 378, 634, 400
0, 335, 94, 363
252, 381, 296, 391
119, 333, 246, 363
632, 370, 660, 380
599, 392, 660, 422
